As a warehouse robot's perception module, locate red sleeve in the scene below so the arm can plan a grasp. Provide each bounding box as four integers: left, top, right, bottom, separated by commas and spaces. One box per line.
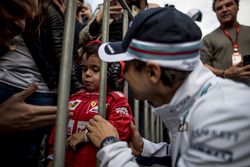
107, 92, 134, 141
48, 127, 56, 155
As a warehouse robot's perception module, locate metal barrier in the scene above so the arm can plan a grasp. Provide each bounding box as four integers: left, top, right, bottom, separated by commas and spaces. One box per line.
54, 0, 77, 167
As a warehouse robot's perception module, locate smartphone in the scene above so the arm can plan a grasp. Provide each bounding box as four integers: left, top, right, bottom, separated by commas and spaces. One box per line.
243, 55, 250, 66
110, 0, 122, 20
110, 0, 119, 6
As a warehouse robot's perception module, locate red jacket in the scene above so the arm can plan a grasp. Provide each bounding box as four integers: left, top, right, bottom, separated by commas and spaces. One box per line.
49, 90, 134, 167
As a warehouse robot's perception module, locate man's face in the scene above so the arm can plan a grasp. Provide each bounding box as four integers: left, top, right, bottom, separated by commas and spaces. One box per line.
124, 61, 150, 101
124, 60, 173, 107
0, 0, 38, 45
124, 60, 179, 107
214, 0, 238, 27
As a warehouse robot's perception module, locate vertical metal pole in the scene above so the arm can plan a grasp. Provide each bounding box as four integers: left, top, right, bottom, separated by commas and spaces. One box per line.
160, 121, 163, 141
97, 0, 110, 166
122, 10, 129, 98
156, 116, 160, 142
134, 99, 139, 130
144, 100, 149, 139
150, 106, 155, 142
98, 0, 110, 119
54, 0, 77, 167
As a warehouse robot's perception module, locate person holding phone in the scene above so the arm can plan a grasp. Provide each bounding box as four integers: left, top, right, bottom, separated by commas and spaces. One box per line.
79, 0, 151, 46
200, 0, 250, 85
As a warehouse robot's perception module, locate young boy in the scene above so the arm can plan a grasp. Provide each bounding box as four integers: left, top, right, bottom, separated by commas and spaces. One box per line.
47, 40, 134, 167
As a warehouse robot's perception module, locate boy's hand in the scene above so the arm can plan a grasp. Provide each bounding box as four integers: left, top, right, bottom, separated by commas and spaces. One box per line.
128, 121, 144, 156
67, 131, 85, 151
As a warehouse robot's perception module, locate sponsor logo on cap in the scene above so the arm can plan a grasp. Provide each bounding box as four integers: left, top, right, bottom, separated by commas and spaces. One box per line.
107, 44, 115, 54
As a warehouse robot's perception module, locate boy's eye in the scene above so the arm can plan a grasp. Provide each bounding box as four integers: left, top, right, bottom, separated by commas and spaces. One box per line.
93, 67, 100, 72
81, 65, 87, 72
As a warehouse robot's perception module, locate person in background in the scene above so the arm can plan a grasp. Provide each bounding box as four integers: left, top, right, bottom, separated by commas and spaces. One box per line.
79, 0, 150, 46
200, 0, 250, 85
86, 7, 250, 166
47, 40, 134, 167
0, 0, 57, 166
76, 1, 92, 28
38, 0, 82, 93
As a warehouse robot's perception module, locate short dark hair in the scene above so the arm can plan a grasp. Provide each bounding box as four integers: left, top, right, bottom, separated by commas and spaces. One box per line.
81, 40, 101, 60
212, 0, 239, 12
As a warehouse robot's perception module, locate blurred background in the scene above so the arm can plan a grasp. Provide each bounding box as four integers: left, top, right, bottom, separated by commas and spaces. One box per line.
85, 0, 250, 36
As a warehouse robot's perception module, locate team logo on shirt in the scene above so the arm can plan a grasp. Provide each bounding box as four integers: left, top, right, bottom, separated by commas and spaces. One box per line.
69, 100, 81, 110
67, 119, 88, 134
88, 100, 99, 113
90, 101, 97, 107
116, 107, 128, 115
67, 119, 75, 135
76, 121, 87, 132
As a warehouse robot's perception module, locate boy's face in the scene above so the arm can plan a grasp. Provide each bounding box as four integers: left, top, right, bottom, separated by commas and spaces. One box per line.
81, 54, 100, 91
0, 0, 38, 45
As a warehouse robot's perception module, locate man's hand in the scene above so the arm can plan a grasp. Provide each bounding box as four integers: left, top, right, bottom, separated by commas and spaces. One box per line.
225, 64, 250, 79
86, 115, 119, 148
128, 121, 143, 156
0, 83, 57, 133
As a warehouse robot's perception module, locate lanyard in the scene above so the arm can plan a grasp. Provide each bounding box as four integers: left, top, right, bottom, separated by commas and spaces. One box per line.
222, 24, 240, 50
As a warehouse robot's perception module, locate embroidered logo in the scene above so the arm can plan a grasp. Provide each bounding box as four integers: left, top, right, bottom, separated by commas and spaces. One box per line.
90, 101, 97, 107
67, 119, 75, 135
107, 44, 115, 54
88, 101, 98, 113
116, 107, 128, 115
69, 100, 81, 110
76, 121, 87, 132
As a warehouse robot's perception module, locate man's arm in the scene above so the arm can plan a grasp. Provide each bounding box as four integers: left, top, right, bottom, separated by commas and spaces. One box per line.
129, 121, 171, 166
86, 115, 171, 167
204, 63, 250, 79
0, 84, 57, 133
86, 115, 138, 166
201, 35, 250, 79
203, 63, 225, 77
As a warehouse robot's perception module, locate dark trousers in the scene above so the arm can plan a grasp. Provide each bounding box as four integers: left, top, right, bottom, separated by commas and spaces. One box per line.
0, 82, 57, 167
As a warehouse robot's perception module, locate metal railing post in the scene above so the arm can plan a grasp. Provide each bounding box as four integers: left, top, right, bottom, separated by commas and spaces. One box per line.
97, 0, 110, 166
122, 10, 129, 98
144, 100, 149, 139
54, 0, 77, 167
150, 106, 155, 142
134, 99, 140, 130
98, 0, 110, 119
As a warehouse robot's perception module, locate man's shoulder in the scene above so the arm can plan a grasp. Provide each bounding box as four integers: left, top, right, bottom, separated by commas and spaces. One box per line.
239, 24, 250, 31
203, 27, 222, 38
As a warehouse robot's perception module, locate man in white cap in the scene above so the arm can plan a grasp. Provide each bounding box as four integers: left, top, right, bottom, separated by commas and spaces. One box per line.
86, 6, 250, 167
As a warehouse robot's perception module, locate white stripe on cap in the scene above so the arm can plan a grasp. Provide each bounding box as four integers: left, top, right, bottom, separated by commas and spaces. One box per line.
126, 39, 201, 71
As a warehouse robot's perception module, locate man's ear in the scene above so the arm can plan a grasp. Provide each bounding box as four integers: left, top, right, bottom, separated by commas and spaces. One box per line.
146, 62, 162, 84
